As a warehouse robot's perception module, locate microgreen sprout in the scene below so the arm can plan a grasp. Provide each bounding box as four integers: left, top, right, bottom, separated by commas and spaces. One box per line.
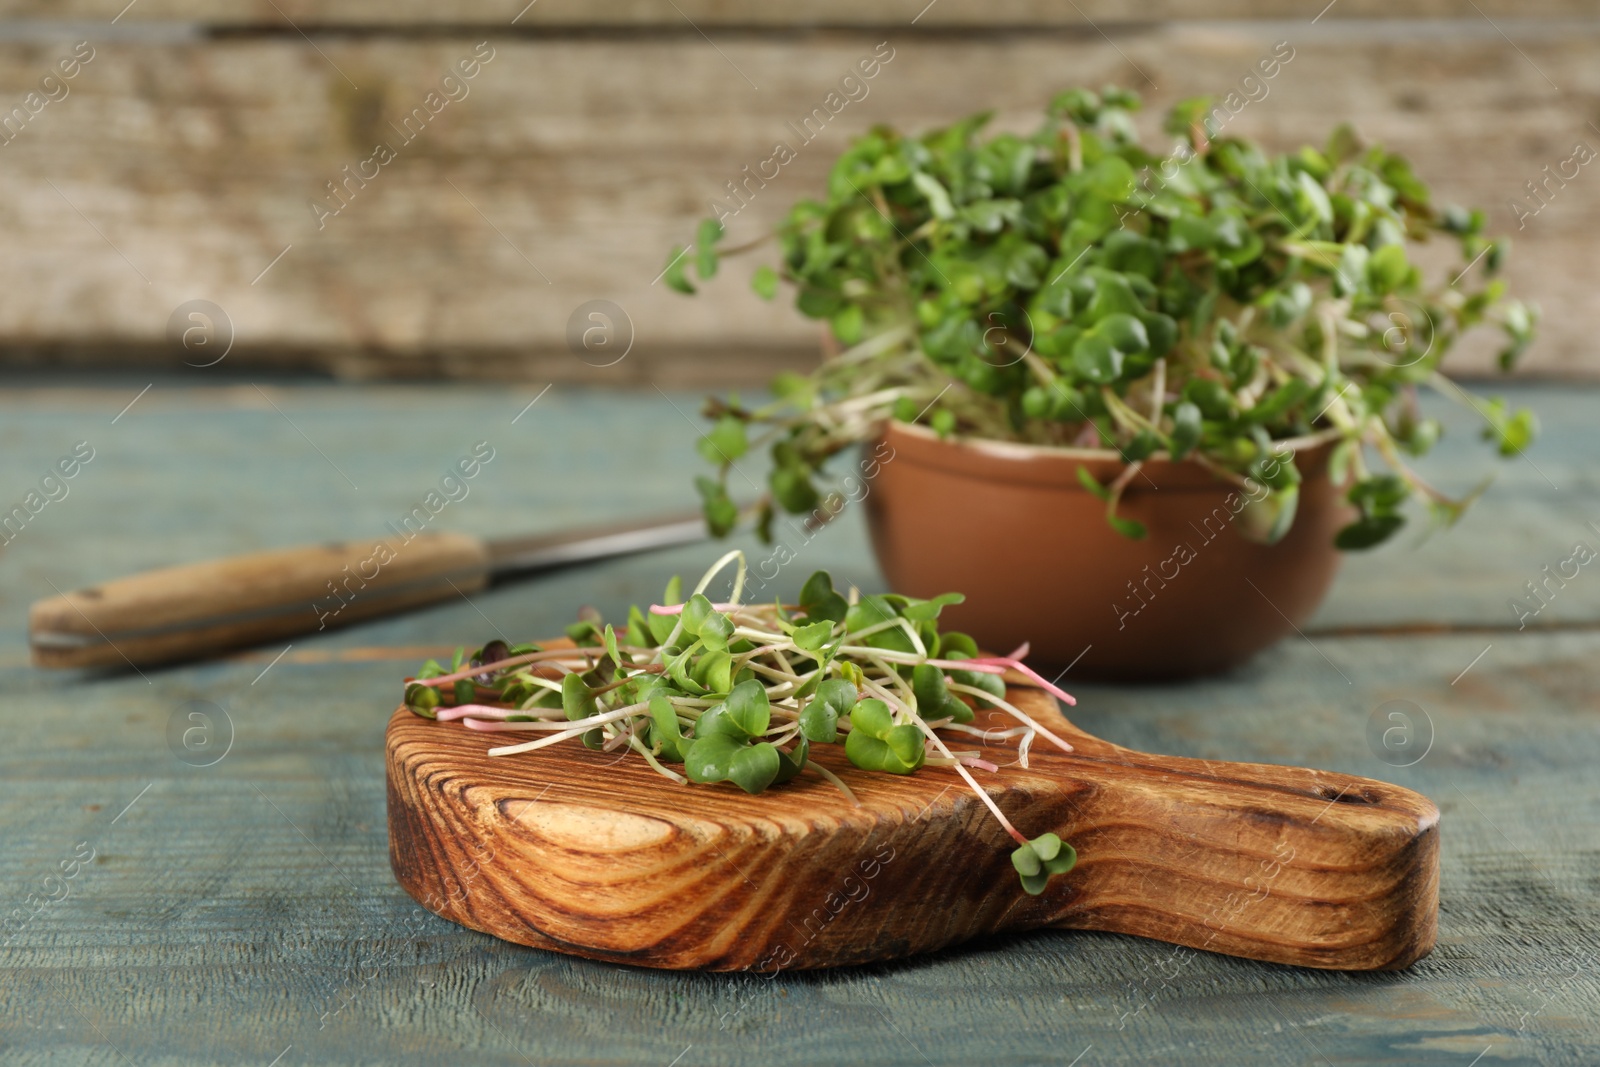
401, 552, 1077, 896
667, 86, 1538, 550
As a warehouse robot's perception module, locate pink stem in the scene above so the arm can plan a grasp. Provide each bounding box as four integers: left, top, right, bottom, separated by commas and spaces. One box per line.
461, 718, 554, 732
438, 704, 522, 721
959, 757, 1000, 773
649, 601, 739, 616
926, 658, 1005, 674
411, 648, 599, 689
649, 601, 800, 615
964, 656, 1076, 706
906, 712, 1029, 847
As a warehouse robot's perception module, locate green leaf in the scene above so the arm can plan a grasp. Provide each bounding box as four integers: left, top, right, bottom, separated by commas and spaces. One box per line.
1168, 401, 1201, 460
692, 649, 735, 694
696, 218, 724, 280
648, 607, 680, 646
1030, 832, 1063, 862
1075, 465, 1111, 502
791, 619, 835, 652
1348, 473, 1408, 514
697, 414, 748, 465
685, 733, 743, 784
1182, 378, 1235, 420
1366, 243, 1409, 294
1071, 333, 1123, 384
405, 682, 440, 717
1293, 170, 1333, 227
949, 661, 1005, 705
1123, 429, 1160, 462
844, 595, 917, 654
1043, 841, 1077, 875
912, 663, 973, 725
940, 632, 979, 659
770, 463, 820, 514
1096, 313, 1148, 354
562, 672, 597, 722
679, 594, 715, 637
1244, 379, 1313, 424
723, 679, 771, 737
1012, 833, 1077, 895
899, 592, 965, 623
564, 620, 599, 645
1480, 398, 1538, 457
799, 571, 849, 623
663, 245, 695, 294
693, 700, 737, 739
666, 647, 704, 695
912, 171, 955, 219
849, 697, 895, 738
624, 604, 653, 649
649, 692, 690, 762
693, 475, 739, 538
773, 736, 809, 784
1335, 514, 1405, 550
799, 679, 856, 743
1107, 513, 1148, 540
1328, 438, 1358, 486
727, 742, 782, 794
831, 303, 865, 345
844, 726, 925, 775
1235, 485, 1299, 545
698, 610, 735, 651
751, 264, 779, 300
884, 724, 925, 765
675, 595, 734, 651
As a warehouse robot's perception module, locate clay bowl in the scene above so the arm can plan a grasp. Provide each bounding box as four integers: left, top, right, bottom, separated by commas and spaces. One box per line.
864, 421, 1350, 680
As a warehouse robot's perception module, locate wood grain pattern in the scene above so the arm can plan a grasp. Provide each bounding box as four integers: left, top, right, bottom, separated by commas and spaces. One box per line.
1, 1, 1587, 24
0, 26, 1594, 379
28, 531, 490, 668
386, 683, 1439, 971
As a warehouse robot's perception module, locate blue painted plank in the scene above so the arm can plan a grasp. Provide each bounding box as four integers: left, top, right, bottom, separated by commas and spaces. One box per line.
0, 378, 1594, 1066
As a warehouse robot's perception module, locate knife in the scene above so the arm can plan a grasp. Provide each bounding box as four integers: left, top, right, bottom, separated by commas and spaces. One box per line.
28, 514, 708, 670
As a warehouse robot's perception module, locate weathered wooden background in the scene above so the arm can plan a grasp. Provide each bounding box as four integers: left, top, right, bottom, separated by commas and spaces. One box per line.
0, 2, 1594, 382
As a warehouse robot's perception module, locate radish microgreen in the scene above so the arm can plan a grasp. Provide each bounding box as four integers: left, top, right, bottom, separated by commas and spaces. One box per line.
404, 551, 1079, 896
667, 87, 1537, 550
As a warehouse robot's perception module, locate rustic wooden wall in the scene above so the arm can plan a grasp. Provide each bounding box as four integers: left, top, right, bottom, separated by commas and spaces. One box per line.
0, 2, 1594, 382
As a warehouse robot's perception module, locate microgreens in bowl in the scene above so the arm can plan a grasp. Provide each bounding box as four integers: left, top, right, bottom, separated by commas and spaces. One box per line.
401, 551, 1077, 896
666, 86, 1537, 549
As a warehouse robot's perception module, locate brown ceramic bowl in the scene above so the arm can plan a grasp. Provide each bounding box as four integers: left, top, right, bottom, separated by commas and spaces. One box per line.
864, 421, 1351, 680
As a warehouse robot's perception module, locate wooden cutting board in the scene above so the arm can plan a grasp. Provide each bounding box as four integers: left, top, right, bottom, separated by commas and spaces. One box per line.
386, 683, 1438, 972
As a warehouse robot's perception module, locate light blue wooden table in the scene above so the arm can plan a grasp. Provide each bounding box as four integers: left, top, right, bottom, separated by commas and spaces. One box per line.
1, 377, 1595, 1065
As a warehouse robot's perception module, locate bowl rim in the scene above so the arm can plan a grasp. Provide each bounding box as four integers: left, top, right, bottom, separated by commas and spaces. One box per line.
877, 420, 1330, 494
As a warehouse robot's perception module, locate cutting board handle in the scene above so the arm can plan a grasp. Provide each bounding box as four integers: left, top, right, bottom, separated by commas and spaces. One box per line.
29, 532, 491, 669
1033, 734, 1439, 970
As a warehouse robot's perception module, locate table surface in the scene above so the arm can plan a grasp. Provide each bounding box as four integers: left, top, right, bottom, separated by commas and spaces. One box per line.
2, 377, 1596, 1067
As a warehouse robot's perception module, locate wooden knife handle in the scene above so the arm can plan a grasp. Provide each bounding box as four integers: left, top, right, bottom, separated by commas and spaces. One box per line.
29, 532, 491, 669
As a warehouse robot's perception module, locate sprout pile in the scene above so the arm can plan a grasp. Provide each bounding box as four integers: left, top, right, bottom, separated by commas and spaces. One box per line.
402, 551, 1077, 895
667, 86, 1538, 549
